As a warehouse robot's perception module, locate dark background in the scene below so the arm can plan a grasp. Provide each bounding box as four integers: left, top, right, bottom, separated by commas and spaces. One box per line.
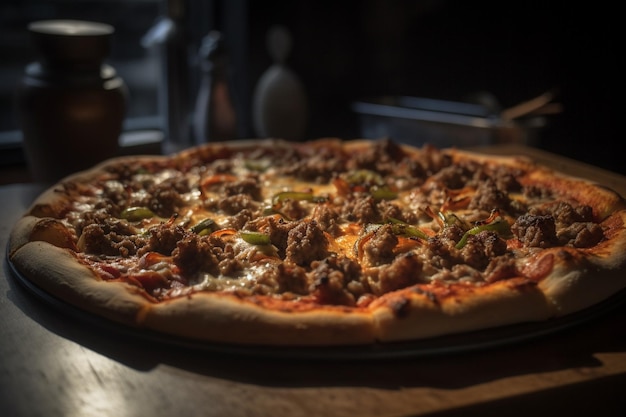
246, 0, 623, 174
1, 0, 622, 180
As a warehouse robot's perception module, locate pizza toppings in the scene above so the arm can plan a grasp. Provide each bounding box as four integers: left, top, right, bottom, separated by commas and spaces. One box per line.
9, 138, 626, 346
120, 206, 157, 222
511, 213, 557, 248
10, 141, 623, 304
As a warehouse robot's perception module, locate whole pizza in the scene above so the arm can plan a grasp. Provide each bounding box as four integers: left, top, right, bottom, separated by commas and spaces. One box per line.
7, 138, 626, 346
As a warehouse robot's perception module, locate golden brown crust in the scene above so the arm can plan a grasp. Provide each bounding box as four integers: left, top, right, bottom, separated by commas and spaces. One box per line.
10, 236, 377, 346
10, 242, 147, 324
8, 216, 41, 257
449, 147, 626, 218
538, 210, 626, 315
138, 293, 377, 346
522, 169, 626, 219
372, 279, 553, 342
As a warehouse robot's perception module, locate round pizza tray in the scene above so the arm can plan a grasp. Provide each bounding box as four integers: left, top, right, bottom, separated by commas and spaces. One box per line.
7, 254, 626, 360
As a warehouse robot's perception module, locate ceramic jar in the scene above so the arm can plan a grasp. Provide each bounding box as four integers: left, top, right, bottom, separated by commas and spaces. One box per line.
16, 19, 128, 183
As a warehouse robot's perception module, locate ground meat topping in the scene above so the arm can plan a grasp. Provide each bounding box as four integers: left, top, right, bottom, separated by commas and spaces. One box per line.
421, 226, 507, 273
483, 253, 519, 282
266, 217, 295, 258
531, 201, 595, 225
460, 231, 508, 270
558, 222, 605, 248
78, 222, 145, 257
285, 220, 329, 266
511, 214, 558, 248
272, 263, 309, 295
212, 194, 260, 215
363, 224, 398, 266
490, 166, 523, 193
423, 225, 464, 270
350, 138, 406, 175
223, 177, 262, 200
277, 143, 348, 182
173, 234, 219, 276
124, 173, 190, 218
469, 179, 512, 214
139, 223, 186, 256
430, 263, 483, 284
372, 252, 424, 294
405, 144, 453, 178
310, 204, 342, 236
279, 199, 308, 220
55, 139, 616, 307
346, 195, 380, 224
224, 208, 255, 230
429, 163, 474, 190
308, 255, 363, 306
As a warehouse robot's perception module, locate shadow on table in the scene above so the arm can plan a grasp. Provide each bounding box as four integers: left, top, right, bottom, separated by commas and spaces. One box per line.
415, 373, 626, 417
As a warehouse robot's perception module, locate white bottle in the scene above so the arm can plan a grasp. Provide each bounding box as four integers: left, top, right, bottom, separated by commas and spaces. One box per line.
252, 25, 308, 141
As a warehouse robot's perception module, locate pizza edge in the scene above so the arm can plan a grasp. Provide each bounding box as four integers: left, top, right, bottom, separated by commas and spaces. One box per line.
371, 278, 553, 343
7, 240, 559, 346
10, 241, 147, 325
537, 210, 626, 315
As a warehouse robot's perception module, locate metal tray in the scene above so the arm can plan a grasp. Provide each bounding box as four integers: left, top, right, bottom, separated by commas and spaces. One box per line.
352, 96, 545, 148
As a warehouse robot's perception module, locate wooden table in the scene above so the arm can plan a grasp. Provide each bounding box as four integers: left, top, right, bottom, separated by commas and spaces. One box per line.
2, 145, 626, 417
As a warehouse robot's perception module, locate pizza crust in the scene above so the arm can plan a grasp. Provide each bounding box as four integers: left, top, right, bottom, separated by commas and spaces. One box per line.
538, 210, 626, 315
522, 168, 626, 220
9, 215, 77, 257
450, 148, 626, 219
9, 239, 377, 346
138, 293, 377, 346
8, 216, 41, 256
10, 241, 148, 325
9, 222, 378, 347
371, 279, 553, 343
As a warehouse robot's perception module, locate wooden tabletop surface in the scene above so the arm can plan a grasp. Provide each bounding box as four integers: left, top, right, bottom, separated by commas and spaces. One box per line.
1, 145, 625, 417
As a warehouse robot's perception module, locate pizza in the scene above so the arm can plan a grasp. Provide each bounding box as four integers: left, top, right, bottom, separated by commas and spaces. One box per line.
7, 138, 626, 347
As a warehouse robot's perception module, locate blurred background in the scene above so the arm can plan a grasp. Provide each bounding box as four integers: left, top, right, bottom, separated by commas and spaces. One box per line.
0, 0, 622, 181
